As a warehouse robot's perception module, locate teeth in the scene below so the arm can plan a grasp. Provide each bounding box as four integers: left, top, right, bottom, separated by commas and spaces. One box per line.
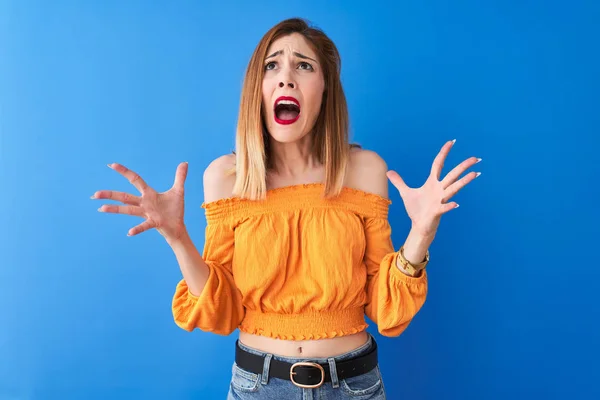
276, 99, 299, 107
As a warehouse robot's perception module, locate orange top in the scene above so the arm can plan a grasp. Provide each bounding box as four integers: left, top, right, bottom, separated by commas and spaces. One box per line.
171, 183, 428, 340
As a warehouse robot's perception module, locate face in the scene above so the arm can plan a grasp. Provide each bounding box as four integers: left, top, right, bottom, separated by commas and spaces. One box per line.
262, 33, 325, 143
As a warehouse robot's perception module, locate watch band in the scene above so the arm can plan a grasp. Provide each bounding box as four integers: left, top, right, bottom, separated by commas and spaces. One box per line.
397, 246, 429, 276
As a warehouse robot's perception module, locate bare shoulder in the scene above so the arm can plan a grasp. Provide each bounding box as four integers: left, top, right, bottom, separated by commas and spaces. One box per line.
203, 153, 236, 203
347, 147, 389, 198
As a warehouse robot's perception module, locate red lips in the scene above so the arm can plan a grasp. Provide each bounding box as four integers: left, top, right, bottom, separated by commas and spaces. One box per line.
273, 96, 301, 125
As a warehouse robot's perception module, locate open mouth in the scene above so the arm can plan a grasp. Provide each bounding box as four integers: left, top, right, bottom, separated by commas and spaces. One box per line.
274, 96, 301, 125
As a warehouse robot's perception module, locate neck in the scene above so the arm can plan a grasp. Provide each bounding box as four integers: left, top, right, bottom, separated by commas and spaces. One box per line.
268, 135, 321, 179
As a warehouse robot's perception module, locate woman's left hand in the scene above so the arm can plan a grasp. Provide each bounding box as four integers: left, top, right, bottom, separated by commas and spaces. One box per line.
386, 139, 482, 238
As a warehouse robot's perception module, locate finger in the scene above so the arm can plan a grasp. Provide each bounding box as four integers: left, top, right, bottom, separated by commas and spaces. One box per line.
442, 171, 481, 202
98, 204, 145, 217
127, 220, 156, 236
440, 202, 459, 214
108, 163, 150, 194
173, 162, 188, 191
430, 139, 456, 181
386, 170, 409, 196
441, 157, 481, 189
91, 190, 141, 205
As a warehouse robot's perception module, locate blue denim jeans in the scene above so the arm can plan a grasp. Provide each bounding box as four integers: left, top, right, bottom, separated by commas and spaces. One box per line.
227, 333, 387, 399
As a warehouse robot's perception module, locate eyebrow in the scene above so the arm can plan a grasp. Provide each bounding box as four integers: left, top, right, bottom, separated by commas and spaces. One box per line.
265, 50, 317, 63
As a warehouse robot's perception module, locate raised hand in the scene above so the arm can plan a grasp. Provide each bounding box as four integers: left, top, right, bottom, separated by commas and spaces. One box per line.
386, 140, 481, 238
92, 162, 189, 242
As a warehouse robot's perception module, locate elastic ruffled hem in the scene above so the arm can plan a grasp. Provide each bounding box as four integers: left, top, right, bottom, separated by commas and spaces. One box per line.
171, 280, 200, 317
238, 307, 369, 341
171, 278, 215, 320
238, 323, 369, 341
389, 252, 429, 285
201, 183, 390, 206
201, 183, 391, 222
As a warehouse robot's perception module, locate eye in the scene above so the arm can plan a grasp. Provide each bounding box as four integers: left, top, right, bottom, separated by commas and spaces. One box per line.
298, 62, 314, 71
265, 61, 277, 71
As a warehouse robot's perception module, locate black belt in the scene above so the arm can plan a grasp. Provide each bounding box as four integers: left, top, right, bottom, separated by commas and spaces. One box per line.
234, 338, 378, 389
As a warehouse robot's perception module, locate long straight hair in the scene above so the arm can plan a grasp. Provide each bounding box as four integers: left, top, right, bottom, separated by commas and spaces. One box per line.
231, 18, 358, 201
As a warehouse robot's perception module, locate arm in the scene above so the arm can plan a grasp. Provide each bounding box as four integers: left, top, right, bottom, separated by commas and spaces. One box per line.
350, 149, 431, 276
398, 229, 435, 277
168, 230, 210, 297
167, 154, 236, 296
350, 149, 428, 336
171, 154, 244, 335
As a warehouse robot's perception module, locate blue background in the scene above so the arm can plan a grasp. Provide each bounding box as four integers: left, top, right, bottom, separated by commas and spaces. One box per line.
1, 1, 598, 399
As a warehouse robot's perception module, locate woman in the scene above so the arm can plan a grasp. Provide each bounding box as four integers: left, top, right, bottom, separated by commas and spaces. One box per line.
93, 18, 481, 399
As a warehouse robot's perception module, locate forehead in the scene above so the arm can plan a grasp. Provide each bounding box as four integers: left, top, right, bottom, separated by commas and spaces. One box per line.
266, 32, 317, 58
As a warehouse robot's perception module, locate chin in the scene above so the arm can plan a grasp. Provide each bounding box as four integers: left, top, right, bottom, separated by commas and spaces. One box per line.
267, 129, 308, 144
265, 117, 311, 143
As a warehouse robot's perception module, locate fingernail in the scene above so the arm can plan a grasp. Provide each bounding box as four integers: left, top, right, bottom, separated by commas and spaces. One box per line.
107, 163, 113, 168
90, 195, 95, 199
455, 204, 460, 208
451, 139, 456, 145
97, 207, 103, 212
475, 172, 482, 178
476, 158, 482, 163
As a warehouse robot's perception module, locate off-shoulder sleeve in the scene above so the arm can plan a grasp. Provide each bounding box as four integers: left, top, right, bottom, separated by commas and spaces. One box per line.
363, 215, 428, 337
171, 203, 245, 335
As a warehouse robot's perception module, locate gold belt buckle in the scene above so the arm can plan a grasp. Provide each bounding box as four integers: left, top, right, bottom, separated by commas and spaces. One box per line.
290, 362, 325, 389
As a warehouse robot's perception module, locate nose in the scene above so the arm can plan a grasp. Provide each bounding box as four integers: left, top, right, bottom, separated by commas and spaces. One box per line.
278, 81, 295, 89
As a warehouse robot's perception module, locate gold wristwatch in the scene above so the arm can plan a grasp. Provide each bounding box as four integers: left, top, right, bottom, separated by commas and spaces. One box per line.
397, 246, 429, 276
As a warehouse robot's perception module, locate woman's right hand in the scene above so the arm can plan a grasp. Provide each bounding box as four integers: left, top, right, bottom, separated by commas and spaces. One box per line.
92, 162, 189, 243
